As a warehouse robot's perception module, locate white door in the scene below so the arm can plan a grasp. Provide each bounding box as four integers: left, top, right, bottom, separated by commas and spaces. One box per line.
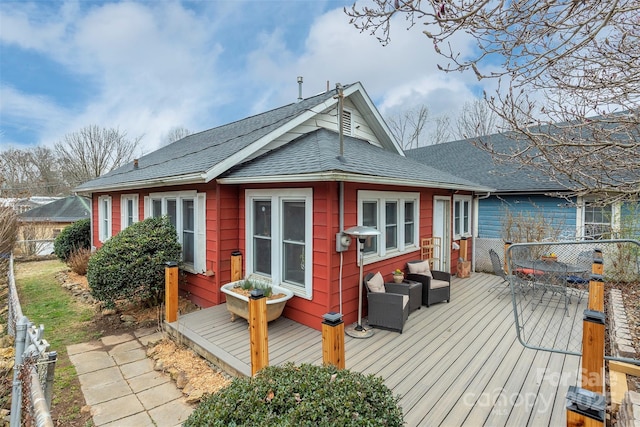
433, 197, 451, 272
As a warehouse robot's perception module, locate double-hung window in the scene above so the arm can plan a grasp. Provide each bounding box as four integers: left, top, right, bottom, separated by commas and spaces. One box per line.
146, 191, 206, 273
120, 194, 139, 230
358, 191, 419, 261
453, 196, 472, 239
98, 195, 112, 242
246, 189, 313, 299
583, 202, 613, 240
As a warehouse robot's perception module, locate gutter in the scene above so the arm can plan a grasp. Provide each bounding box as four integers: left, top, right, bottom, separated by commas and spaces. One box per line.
218, 172, 494, 193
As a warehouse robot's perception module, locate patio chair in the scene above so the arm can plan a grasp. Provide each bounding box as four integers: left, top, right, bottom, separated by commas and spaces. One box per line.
364, 272, 409, 333
489, 249, 512, 298
489, 249, 531, 298
405, 260, 451, 307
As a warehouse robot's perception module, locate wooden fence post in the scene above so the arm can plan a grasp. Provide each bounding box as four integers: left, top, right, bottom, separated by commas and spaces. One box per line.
567, 250, 606, 427
249, 289, 269, 376
165, 261, 179, 323
322, 313, 345, 369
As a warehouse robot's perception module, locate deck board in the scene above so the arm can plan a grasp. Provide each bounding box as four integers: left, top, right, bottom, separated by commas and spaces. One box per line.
165, 272, 589, 427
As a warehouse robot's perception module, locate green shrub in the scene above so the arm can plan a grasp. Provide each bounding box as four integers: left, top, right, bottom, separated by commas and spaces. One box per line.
184, 363, 404, 427
86, 216, 181, 308
53, 218, 91, 262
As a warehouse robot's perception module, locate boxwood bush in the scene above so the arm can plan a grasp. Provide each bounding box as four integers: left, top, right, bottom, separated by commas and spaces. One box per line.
53, 218, 91, 262
87, 216, 181, 308
184, 363, 404, 427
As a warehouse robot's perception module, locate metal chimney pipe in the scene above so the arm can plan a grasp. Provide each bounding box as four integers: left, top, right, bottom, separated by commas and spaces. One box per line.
297, 76, 303, 102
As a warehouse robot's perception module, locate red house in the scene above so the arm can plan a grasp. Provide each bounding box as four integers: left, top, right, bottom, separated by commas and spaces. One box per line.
76, 82, 491, 331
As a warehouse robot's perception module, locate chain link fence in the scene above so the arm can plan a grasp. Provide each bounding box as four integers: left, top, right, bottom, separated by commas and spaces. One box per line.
6, 254, 56, 427
493, 240, 640, 365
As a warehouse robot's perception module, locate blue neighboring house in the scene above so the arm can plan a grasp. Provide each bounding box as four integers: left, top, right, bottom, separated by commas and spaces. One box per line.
406, 131, 638, 270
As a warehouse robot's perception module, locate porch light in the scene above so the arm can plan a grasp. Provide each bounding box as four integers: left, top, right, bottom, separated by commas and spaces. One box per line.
344, 225, 381, 338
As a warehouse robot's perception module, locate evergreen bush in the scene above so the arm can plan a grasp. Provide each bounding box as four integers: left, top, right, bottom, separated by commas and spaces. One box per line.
184, 363, 404, 427
53, 218, 91, 262
87, 216, 181, 308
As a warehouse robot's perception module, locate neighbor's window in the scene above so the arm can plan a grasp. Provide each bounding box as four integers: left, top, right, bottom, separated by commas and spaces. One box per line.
146, 191, 206, 273
246, 189, 313, 299
120, 194, 139, 230
358, 190, 419, 261
584, 203, 613, 240
453, 196, 472, 239
98, 195, 112, 242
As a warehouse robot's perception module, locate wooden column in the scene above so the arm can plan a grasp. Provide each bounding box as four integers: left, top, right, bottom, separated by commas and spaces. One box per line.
231, 251, 243, 282
249, 289, 269, 376
322, 313, 345, 369
503, 241, 512, 273
567, 250, 606, 427
165, 261, 179, 323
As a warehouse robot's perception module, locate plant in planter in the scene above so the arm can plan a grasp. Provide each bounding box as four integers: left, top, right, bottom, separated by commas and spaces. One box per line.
221, 276, 294, 322
392, 268, 404, 283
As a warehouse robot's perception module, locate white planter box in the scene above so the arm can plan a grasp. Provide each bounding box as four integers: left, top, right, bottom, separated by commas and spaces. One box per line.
220, 280, 294, 322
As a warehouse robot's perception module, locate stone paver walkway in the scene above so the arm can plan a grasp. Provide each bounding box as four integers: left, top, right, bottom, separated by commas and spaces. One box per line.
67, 328, 194, 426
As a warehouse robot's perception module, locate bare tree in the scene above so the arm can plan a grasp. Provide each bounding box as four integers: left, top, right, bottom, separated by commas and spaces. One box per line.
429, 115, 453, 145
161, 126, 191, 147
346, 1, 640, 203
387, 105, 429, 149
55, 125, 142, 186
454, 100, 499, 140
0, 148, 38, 197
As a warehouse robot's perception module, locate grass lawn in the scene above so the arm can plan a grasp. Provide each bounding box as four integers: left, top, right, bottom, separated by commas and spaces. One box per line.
14, 259, 99, 426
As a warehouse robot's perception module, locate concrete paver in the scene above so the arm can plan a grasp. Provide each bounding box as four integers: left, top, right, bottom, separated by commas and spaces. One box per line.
68, 328, 194, 426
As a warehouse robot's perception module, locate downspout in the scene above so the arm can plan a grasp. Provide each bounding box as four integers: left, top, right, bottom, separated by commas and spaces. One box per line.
472, 191, 491, 271
339, 181, 345, 314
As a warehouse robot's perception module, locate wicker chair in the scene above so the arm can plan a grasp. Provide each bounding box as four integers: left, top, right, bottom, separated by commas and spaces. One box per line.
363, 272, 409, 333
405, 260, 451, 307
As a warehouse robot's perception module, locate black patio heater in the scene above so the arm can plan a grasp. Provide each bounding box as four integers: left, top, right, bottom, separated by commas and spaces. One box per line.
344, 225, 381, 338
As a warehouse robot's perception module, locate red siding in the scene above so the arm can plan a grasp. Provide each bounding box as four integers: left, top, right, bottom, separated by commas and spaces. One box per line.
90, 181, 461, 331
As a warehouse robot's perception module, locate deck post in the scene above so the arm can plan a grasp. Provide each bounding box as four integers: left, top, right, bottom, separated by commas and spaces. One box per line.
567, 252, 606, 427
249, 289, 269, 376
231, 251, 243, 282
165, 261, 179, 323
322, 313, 345, 369
503, 241, 512, 273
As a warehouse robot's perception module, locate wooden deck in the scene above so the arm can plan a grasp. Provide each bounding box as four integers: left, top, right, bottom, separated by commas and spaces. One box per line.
165, 273, 588, 427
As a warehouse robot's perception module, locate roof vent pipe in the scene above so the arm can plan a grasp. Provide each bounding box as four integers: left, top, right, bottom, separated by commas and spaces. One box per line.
297, 76, 303, 102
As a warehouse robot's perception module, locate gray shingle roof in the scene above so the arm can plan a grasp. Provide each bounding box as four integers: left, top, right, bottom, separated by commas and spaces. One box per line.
406, 133, 567, 193
18, 195, 91, 222
222, 128, 491, 191
75, 87, 345, 192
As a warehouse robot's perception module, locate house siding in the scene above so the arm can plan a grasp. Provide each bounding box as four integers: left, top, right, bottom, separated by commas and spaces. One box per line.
90, 181, 462, 331
477, 195, 577, 240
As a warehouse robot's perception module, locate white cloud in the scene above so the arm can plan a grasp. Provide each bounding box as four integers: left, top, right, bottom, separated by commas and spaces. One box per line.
0, 1, 493, 154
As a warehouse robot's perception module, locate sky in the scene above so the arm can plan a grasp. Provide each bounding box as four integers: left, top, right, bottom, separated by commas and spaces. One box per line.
0, 0, 489, 155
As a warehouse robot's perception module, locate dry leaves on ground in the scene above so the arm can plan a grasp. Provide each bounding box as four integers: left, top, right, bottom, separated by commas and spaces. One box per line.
147, 338, 231, 403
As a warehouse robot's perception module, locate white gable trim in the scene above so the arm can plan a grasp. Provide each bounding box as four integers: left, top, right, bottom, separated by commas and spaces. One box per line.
204, 82, 402, 182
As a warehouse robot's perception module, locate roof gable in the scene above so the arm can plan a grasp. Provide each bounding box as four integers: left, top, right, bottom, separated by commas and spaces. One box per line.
75, 82, 403, 192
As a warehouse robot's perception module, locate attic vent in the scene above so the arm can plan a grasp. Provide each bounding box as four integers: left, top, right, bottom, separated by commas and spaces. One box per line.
342, 110, 352, 136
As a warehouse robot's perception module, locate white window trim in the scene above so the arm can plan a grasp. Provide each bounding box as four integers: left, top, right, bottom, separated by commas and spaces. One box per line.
357, 190, 420, 264
576, 196, 620, 239
145, 191, 206, 274
246, 188, 313, 300
120, 194, 139, 231
98, 195, 112, 243
453, 195, 472, 240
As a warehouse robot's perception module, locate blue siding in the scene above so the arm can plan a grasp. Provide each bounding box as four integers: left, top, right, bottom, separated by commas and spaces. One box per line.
478, 195, 577, 239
